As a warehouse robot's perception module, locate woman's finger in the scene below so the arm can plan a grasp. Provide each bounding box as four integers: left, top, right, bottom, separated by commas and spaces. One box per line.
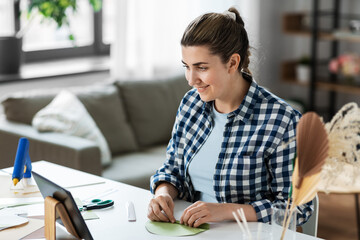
187, 210, 206, 227
147, 205, 161, 222
180, 202, 196, 224
152, 202, 170, 222
158, 200, 175, 223
193, 217, 208, 228
180, 202, 202, 225
168, 198, 175, 222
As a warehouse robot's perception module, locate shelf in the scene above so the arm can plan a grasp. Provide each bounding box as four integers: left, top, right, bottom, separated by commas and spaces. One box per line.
283, 13, 360, 43
284, 30, 360, 43
283, 5, 360, 118
316, 81, 360, 95
281, 61, 360, 95
283, 78, 360, 95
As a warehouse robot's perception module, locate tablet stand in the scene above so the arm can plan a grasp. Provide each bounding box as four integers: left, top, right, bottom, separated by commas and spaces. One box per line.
44, 196, 81, 240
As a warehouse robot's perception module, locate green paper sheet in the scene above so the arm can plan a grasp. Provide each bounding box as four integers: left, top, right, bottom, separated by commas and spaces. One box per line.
74, 198, 99, 220
145, 220, 209, 237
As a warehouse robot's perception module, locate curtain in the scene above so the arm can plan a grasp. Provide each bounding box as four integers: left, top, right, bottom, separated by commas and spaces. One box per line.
111, 0, 260, 80
0, 0, 15, 36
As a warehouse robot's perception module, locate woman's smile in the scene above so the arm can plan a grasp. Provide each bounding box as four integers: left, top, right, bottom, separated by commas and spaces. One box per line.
196, 85, 209, 93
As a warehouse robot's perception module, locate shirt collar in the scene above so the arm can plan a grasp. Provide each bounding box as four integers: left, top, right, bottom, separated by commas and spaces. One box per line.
202, 72, 259, 123
229, 78, 258, 123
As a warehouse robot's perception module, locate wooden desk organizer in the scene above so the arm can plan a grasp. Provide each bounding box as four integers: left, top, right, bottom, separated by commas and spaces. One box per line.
44, 196, 80, 240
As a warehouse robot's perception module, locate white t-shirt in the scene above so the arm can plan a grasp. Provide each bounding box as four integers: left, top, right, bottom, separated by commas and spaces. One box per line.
188, 103, 228, 202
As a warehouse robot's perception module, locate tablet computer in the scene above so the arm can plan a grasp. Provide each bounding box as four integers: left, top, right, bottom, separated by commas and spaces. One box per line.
32, 171, 93, 240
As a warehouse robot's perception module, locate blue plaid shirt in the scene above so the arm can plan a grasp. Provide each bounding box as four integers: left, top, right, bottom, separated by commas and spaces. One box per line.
150, 77, 313, 225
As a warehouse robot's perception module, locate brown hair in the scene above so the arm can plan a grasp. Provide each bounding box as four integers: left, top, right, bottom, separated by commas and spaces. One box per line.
181, 7, 251, 75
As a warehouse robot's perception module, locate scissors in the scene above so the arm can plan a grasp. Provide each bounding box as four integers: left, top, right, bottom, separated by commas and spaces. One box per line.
79, 199, 114, 211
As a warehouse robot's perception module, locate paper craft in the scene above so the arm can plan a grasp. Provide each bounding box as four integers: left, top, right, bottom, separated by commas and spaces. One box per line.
0, 215, 28, 230
0, 206, 28, 217
145, 220, 209, 237
74, 198, 99, 220
0, 197, 43, 210
0, 175, 41, 199
81, 211, 99, 221
0, 218, 43, 240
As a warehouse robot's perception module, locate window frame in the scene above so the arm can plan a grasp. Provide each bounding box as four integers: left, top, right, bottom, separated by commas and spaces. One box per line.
14, 3, 110, 63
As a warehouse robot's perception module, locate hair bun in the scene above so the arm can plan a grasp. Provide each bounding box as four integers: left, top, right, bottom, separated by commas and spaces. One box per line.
228, 7, 244, 27
223, 10, 236, 21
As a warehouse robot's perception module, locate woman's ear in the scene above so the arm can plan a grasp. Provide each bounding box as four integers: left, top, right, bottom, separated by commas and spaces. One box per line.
228, 53, 241, 74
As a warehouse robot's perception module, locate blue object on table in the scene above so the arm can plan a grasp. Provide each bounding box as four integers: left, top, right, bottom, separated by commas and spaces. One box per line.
12, 137, 32, 186
80, 199, 114, 211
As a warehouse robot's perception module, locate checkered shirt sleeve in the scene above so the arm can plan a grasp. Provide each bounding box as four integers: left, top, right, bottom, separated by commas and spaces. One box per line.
247, 111, 313, 224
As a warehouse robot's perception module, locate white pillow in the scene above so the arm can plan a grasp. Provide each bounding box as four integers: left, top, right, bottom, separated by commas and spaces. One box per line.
32, 90, 111, 166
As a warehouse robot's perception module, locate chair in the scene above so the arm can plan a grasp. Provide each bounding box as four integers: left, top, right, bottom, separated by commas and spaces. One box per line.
301, 194, 319, 237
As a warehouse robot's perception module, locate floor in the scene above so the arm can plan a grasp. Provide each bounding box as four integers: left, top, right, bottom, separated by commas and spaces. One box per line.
318, 192, 358, 240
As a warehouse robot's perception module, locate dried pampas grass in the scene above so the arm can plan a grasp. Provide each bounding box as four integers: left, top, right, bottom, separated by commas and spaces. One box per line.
320, 102, 360, 193
291, 112, 328, 207
295, 112, 329, 189
281, 112, 328, 240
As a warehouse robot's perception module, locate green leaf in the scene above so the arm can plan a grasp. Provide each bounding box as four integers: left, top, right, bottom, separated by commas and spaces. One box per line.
59, 0, 70, 8
24, 0, 103, 41
89, 0, 102, 12
289, 152, 297, 198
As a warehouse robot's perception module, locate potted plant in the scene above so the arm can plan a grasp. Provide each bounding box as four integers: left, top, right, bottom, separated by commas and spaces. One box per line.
296, 55, 311, 83
19, 0, 102, 41
0, 0, 102, 75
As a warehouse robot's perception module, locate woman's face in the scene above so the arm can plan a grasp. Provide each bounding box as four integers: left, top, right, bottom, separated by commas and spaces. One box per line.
182, 45, 232, 103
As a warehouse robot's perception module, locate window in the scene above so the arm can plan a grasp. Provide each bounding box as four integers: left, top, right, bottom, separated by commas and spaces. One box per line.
0, 0, 111, 62
20, 0, 95, 51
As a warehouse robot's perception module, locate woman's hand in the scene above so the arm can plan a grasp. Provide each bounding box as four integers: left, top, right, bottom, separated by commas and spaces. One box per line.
180, 201, 258, 228
147, 182, 178, 223
180, 201, 226, 228
147, 193, 176, 223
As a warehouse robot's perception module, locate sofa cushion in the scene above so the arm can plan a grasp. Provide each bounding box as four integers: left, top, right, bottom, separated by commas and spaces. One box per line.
2, 90, 54, 124
76, 85, 138, 155
115, 75, 190, 148
102, 145, 167, 189
1, 84, 138, 154
32, 90, 112, 166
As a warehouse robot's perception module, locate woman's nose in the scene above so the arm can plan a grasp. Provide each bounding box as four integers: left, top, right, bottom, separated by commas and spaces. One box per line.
186, 70, 199, 87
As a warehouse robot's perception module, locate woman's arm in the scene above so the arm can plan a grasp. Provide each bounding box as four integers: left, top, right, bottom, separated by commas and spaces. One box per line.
155, 181, 179, 199
180, 201, 257, 228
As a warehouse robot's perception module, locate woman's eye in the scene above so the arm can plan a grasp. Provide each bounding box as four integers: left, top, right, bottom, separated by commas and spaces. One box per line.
183, 65, 189, 69
198, 67, 207, 71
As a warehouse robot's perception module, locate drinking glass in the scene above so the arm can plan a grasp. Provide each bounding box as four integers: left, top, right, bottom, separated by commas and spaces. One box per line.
271, 202, 296, 240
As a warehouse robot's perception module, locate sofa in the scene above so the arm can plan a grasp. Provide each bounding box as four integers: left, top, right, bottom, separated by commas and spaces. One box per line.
0, 75, 191, 190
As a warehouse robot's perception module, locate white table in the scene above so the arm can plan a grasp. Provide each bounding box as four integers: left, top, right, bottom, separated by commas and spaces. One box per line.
2, 161, 321, 239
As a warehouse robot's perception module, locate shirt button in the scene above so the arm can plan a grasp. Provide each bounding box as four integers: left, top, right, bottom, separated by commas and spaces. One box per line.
191, 150, 195, 153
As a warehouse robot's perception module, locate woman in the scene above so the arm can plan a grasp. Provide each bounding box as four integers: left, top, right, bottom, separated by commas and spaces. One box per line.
147, 7, 313, 228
